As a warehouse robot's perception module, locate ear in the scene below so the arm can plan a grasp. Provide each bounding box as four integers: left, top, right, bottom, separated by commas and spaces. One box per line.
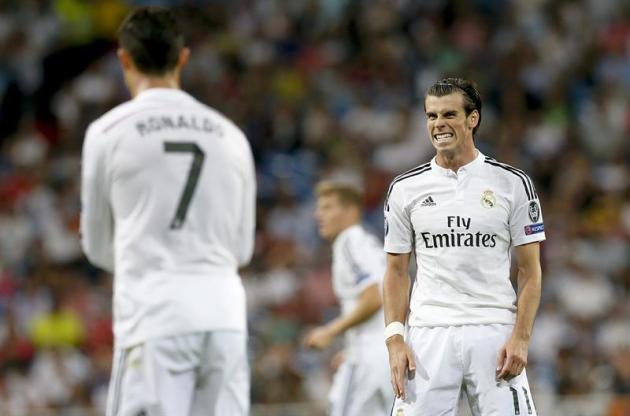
117, 48, 134, 71
468, 109, 479, 130
177, 47, 190, 70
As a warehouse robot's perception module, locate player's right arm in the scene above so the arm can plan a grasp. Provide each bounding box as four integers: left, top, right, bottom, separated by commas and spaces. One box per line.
304, 282, 382, 350
384, 252, 415, 399
305, 232, 386, 350
383, 181, 416, 399
80, 123, 114, 273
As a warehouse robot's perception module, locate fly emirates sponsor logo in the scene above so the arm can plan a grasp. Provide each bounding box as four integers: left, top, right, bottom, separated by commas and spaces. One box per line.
419, 216, 497, 248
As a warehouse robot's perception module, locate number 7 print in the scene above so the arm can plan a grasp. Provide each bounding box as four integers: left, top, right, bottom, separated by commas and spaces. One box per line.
163, 142, 205, 229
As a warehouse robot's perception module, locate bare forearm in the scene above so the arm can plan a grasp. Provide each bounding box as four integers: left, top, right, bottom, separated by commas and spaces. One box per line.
328, 285, 381, 336
384, 268, 410, 325
513, 265, 541, 341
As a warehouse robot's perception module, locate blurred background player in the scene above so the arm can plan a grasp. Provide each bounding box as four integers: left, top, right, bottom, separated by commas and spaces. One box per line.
80, 7, 255, 416
304, 181, 393, 416
384, 78, 545, 415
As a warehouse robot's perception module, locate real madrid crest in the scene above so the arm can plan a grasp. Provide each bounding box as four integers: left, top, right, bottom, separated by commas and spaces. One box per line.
481, 190, 496, 209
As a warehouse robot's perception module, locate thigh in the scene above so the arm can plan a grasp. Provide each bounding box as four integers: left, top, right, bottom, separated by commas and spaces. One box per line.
107, 334, 203, 416
391, 326, 463, 416
191, 331, 249, 416
463, 324, 537, 416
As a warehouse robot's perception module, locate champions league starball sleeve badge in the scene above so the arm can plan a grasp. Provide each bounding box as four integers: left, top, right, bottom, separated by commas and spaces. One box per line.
528, 201, 540, 223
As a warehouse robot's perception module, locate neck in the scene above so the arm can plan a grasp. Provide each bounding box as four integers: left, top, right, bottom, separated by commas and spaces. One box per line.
331, 219, 360, 242
129, 74, 180, 98
435, 141, 477, 172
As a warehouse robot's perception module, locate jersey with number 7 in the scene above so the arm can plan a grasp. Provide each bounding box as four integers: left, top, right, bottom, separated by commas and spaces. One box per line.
80, 88, 256, 349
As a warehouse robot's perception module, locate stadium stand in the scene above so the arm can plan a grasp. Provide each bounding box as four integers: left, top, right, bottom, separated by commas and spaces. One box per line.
0, 0, 627, 414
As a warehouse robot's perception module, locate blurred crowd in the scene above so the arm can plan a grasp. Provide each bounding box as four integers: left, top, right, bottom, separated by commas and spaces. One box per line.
0, 0, 628, 415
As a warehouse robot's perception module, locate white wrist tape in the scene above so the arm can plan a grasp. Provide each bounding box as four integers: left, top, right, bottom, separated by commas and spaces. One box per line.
384, 321, 405, 341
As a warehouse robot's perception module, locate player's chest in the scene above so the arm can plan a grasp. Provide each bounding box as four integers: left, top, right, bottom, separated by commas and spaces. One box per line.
408, 176, 510, 235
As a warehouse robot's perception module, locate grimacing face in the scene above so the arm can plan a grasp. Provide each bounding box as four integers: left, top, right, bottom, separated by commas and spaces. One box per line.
425, 92, 478, 155
315, 194, 348, 240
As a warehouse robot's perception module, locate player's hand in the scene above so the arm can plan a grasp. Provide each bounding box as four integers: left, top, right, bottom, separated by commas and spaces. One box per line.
386, 335, 415, 399
496, 335, 529, 380
303, 325, 335, 350
330, 350, 345, 372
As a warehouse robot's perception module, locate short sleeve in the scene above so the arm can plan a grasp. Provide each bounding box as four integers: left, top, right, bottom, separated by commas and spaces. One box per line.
383, 183, 413, 253
509, 175, 546, 246
343, 233, 385, 292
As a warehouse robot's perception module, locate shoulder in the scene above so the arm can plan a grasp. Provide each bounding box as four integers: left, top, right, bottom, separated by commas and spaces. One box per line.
344, 225, 369, 245
385, 161, 432, 208
336, 232, 361, 268
194, 99, 248, 144
82, 101, 134, 153
195, 102, 253, 165
344, 226, 382, 254
88, 99, 153, 138
482, 156, 537, 200
335, 225, 361, 254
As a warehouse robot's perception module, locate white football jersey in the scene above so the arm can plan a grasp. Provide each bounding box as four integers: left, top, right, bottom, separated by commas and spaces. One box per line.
332, 224, 387, 360
384, 151, 545, 327
81, 88, 256, 348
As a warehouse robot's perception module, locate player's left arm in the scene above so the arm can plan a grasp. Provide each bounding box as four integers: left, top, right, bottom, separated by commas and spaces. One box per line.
235, 134, 256, 268
303, 282, 382, 350
80, 124, 114, 273
496, 241, 542, 380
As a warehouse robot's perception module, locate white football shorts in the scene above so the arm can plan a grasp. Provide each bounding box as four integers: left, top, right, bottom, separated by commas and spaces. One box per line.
329, 346, 394, 416
390, 324, 537, 416
107, 331, 249, 416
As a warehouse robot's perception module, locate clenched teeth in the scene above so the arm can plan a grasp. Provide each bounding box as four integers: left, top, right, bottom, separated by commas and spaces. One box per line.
434, 133, 454, 142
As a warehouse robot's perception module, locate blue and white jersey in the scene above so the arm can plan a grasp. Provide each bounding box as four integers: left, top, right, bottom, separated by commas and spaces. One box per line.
332, 224, 386, 361
384, 151, 545, 327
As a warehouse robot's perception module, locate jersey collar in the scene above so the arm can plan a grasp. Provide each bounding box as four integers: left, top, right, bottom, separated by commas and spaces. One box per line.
134, 88, 196, 104
430, 149, 485, 177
